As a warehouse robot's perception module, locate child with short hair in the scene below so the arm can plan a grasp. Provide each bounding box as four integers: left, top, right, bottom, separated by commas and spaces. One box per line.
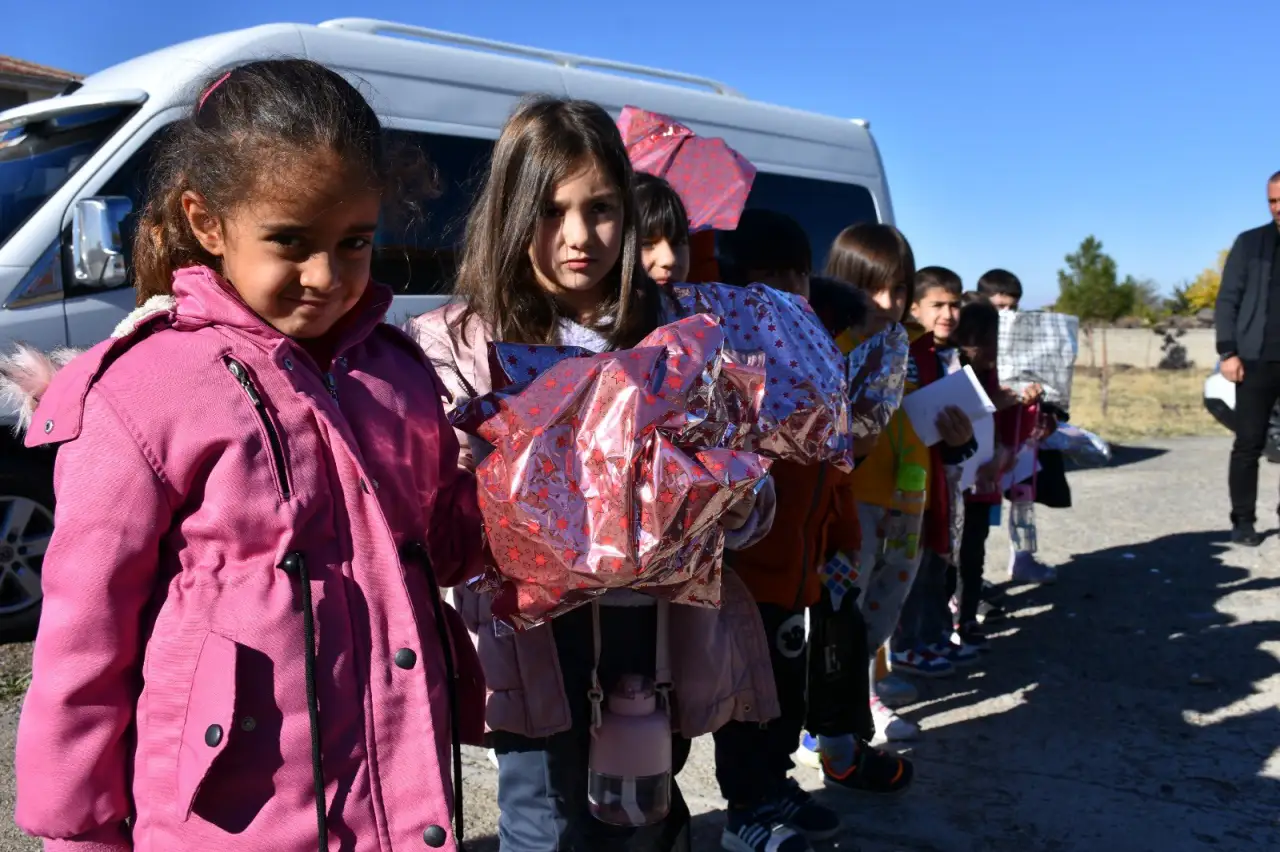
815, 227, 976, 747
7, 59, 484, 851
948, 295, 1021, 649
912, 266, 963, 344
634, 172, 692, 286
888, 267, 973, 689
977, 269, 1069, 586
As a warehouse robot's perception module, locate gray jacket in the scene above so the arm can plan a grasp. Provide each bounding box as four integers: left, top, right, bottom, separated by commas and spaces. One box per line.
1216, 222, 1278, 361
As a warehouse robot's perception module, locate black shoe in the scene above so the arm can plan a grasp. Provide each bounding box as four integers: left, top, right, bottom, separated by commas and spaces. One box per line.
722, 803, 813, 852
822, 739, 915, 797
1232, 523, 1262, 547
957, 621, 991, 653
770, 778, 841, 842
976, 598, 1006, 624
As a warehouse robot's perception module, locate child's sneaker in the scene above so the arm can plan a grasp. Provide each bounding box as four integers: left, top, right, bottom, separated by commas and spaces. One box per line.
793, 732, 823, 770
875, 672, 919, 708
976, 597, 1007, 623
889, 647, 955, 678
956, 621, 989, 653
771, 778, 842, 842
822, 739, 915, 797
932, 638, 979, 668
1010, 551, 1058, 585
722, 803, 813, 852
870, 693, 920, 742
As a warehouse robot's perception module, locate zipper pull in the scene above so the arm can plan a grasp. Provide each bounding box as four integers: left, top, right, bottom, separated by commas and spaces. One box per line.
324, 373, 339, 401
225, 358, 262, 405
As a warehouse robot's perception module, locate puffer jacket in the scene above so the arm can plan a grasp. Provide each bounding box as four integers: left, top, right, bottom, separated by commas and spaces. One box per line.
406, 303, 782, 739
4, 266, 484, 852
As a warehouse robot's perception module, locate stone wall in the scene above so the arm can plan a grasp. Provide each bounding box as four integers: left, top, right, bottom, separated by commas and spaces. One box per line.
1074, 327, 1217, 370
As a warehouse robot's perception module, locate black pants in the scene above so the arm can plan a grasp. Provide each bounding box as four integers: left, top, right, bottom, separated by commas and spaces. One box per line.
807, 589, 874, 743
713, 603, 807, 807
893, 550, 951, 653
1230, 360, 1280, 525
492, 604, 692, 852
714, 596, 874, 806
955, 502, 993, 627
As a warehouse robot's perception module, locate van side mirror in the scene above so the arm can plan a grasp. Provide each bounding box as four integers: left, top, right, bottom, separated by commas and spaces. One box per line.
71, 196, 133, 289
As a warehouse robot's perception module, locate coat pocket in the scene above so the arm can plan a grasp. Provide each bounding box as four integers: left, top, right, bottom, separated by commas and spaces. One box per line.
223, 356, 292, 501
177, 632, 238, 820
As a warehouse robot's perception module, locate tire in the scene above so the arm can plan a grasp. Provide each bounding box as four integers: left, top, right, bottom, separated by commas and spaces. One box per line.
0, 451, 56, 643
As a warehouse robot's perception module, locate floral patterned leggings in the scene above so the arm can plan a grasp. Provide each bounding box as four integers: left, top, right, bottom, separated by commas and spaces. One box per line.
851, 503, 926, 651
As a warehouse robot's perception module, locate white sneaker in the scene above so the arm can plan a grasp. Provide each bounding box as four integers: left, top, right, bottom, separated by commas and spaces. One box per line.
792, 732, 824, 770
871, 694, 920, 742
875, 673, 919, 708
1010, 551, 1058, 585
488, 748, 499, 768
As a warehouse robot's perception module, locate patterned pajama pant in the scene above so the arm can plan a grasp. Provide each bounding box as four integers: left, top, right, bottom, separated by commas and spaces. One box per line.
851, 502, 926, 651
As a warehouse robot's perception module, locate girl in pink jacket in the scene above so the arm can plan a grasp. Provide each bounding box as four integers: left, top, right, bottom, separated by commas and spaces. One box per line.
5, 60, 484, 851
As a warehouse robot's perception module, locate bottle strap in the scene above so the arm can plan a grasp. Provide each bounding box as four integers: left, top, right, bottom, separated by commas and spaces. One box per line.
590, 599, 673, 729
589, 601, 604, 731
654, 599, 673, 717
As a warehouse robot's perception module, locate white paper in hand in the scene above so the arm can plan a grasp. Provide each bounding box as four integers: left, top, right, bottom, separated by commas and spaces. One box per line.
902, 365, 996, 446
958, 415, 996, 491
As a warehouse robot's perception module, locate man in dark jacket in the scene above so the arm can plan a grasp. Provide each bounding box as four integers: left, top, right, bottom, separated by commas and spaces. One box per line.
1215, 170, 1280, 545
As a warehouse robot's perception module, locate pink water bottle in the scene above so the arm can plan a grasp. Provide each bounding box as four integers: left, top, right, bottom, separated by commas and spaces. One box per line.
587, 674, 672, 826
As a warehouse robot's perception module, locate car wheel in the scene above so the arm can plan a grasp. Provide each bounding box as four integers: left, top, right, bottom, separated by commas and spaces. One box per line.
0, 457, 55, 641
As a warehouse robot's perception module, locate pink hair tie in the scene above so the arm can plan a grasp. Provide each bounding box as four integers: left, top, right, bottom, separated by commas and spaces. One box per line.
198, 71, 232, 113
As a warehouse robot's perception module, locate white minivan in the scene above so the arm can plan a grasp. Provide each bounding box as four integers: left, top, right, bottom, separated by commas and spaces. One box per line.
0, 17, 894, 634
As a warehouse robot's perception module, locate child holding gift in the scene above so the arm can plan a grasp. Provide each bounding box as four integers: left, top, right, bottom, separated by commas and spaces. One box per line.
948, 295, 1041, 650
410, 95, 780, 852
812, 226, 976, 751
977, 269, 1067, 586
712, 211, 911, 852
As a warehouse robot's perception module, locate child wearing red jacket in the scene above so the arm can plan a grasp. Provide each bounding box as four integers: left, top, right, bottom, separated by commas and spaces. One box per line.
951, 295, 1041, 648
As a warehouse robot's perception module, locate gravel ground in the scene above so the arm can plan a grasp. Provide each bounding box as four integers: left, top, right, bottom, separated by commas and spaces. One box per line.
1, 435, 1278, 851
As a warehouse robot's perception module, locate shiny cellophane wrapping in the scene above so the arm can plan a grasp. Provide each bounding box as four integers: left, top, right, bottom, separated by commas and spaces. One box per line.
449, 315, 771, 630
670, 283, 854, 470
845, 323, 910, 438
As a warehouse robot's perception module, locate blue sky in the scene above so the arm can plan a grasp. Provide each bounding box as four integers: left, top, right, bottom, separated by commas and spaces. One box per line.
7, 0, 1277, 306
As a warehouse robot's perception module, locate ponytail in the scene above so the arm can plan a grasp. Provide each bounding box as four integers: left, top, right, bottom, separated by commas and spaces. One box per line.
128, 59, 388, 306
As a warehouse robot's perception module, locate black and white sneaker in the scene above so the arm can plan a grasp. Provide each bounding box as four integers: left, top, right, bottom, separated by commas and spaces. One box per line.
771, 778, 842, 841
722, 803, 814, 852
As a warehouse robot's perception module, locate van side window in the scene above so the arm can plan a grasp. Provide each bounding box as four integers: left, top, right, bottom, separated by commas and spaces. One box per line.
373, 131, 494, 296
731, 172, 880, 267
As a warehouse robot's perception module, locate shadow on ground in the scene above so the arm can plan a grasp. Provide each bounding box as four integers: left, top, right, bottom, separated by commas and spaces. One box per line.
870, 526, 1280, 851
1100, 444, 1169, 469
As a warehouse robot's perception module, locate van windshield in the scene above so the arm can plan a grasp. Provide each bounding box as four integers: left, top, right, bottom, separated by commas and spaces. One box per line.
0, 105, 134, 250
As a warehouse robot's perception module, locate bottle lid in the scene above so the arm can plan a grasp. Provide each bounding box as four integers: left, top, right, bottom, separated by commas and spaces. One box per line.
896, 463, 927, 492
608, 674, 657, 716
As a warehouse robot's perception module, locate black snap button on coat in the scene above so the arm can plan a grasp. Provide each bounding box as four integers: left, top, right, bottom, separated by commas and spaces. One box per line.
394, 648, 417, 669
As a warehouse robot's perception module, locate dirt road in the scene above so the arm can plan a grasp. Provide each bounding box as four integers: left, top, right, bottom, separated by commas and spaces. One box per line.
0, 436, 1277, 851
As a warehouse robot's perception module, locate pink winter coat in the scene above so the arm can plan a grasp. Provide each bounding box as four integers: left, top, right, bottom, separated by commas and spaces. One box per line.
407, 304, 782, 740
8, 267, 484, 852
